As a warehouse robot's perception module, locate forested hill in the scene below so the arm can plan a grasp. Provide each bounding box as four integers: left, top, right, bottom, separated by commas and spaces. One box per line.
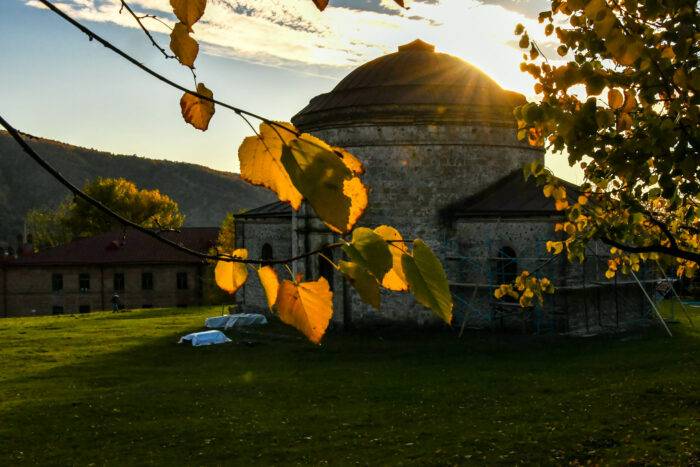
0, 131, 274, 243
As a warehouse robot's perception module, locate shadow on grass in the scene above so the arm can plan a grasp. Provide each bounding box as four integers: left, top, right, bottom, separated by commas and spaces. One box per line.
0, 307, 698, 465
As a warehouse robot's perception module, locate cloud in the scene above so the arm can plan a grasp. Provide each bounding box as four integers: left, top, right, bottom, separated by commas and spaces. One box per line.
25, 0, 553, 94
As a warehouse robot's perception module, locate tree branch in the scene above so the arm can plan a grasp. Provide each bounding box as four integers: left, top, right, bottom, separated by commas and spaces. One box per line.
600, 235, 700, 264
34, 0, 300, 140
119, 0, 174, 61
0, 113, 341, 266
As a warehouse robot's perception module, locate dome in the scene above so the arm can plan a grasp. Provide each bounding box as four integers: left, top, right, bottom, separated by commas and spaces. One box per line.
292, 39, 526, 130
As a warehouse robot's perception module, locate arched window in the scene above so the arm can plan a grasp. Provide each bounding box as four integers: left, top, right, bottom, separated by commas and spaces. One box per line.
495, 246, 517, 285
318, 245, 334, 291
261, 243, 273, 267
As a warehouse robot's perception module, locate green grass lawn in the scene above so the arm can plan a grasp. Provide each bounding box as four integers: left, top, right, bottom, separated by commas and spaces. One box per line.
0, 304, 698, 465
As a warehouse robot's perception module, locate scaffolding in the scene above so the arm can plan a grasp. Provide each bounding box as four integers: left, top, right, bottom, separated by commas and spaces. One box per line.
443, 234, 686, 336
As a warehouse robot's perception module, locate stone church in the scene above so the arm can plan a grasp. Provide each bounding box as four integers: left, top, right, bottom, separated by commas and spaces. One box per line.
235, 40, 653, 334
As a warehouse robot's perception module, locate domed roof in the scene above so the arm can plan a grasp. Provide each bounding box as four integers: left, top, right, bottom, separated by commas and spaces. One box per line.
292, 39, 526, 130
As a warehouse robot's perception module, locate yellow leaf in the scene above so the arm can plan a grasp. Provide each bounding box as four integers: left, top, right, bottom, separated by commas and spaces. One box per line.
605, 269, 616, 279
342, 227, 393, 281
374, 225, 409, 291
311, 0, 329, 10
546, 241, 564, 255
275, 277, 333, 344
343, 177, 368, 234
257, 266, 279, 310
214, 248, 248, 294
543, 184, 555, 197
402, 239, 453, 324
621, 90, 637, 113
553, 186, 567, 201
335, 147, 365, 175
170, 0, 207, 29
578, 195, 588, 205
555, 199, 569, 211
339, 260, 380, 309
170, 22, 199, 68
282, 135, 367, 233
607, 88, 624, 110
238, 122, 303, 210
180, 82, 215, 131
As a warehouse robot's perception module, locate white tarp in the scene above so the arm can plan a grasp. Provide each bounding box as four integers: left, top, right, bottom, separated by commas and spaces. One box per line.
204, 315, 232, 329
205, 314, 268, 330
224, 314, 268, 329
178, 330, 231, 347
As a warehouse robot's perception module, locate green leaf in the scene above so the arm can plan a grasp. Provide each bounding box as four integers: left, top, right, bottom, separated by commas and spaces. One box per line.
342, 227, 393, 281
339, 260, 381, 309
402, 239, 453, 324
281, 136, 367, 233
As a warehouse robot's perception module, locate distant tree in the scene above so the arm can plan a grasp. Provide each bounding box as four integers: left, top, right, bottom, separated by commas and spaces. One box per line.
27, 177, 184, 247
25, 203, 73, 249
202, 212, 238, 306
215, 212, 236, 253
497, 0, 699, 306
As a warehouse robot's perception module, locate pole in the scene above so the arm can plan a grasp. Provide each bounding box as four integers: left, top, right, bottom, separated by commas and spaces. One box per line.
631, 270, 673, 337
654, 260, 694, 327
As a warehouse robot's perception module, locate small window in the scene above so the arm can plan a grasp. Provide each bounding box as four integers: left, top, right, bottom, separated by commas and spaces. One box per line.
78, 304, 91, 314
495, 247, 518, 285
261, 243, 273, 267
176, 272, 188, 290
51, 273, 63, 292
141, 272, 154, 290
52, 306, 64, 315
79, 273, 90, 292
113, 273, 125, 291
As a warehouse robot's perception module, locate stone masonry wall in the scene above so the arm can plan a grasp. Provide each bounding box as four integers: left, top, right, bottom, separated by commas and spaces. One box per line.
306, 123, 544, 324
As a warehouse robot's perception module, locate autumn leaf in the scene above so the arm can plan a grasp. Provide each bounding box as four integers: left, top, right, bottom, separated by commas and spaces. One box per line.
374, 225, 408, 291
170, 22, 199, 68
342, 227, 393, 281
180, 83, 215, 131
311, 0, 329, 11
238, 122, 303, 210
257, 266, 279, 310
214, 248, 248, 294
282, 134, 367, 233
607, 88, 624, 110
339, 260, 380, 309
343, 177, 368, 233
170, 0, 207, 29
276, 277, 333, 344
402, 239, 453, 324
335, 147, 365, 175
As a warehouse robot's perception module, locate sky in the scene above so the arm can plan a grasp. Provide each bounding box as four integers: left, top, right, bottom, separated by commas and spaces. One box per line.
0, 0, 581, 181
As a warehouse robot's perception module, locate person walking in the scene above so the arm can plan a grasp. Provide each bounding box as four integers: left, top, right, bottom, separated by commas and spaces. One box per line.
111, 292, 121, 313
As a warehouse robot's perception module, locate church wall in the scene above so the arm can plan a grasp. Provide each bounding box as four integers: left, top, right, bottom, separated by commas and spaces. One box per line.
298, 123, 544, 325
237, 218, 292, 310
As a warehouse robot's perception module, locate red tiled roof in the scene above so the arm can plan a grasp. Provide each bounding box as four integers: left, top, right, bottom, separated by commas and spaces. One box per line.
5, 227, 218, 266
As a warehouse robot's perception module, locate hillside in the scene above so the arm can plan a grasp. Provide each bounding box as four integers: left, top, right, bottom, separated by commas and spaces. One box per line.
0, 131, 274, 243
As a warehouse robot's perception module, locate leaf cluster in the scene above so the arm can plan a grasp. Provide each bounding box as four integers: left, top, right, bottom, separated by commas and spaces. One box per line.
512, 0, 699, 282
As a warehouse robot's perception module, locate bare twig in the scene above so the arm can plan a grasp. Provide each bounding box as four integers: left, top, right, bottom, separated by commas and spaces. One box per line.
119, 0, 174, 61
35, 0, 301, 140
